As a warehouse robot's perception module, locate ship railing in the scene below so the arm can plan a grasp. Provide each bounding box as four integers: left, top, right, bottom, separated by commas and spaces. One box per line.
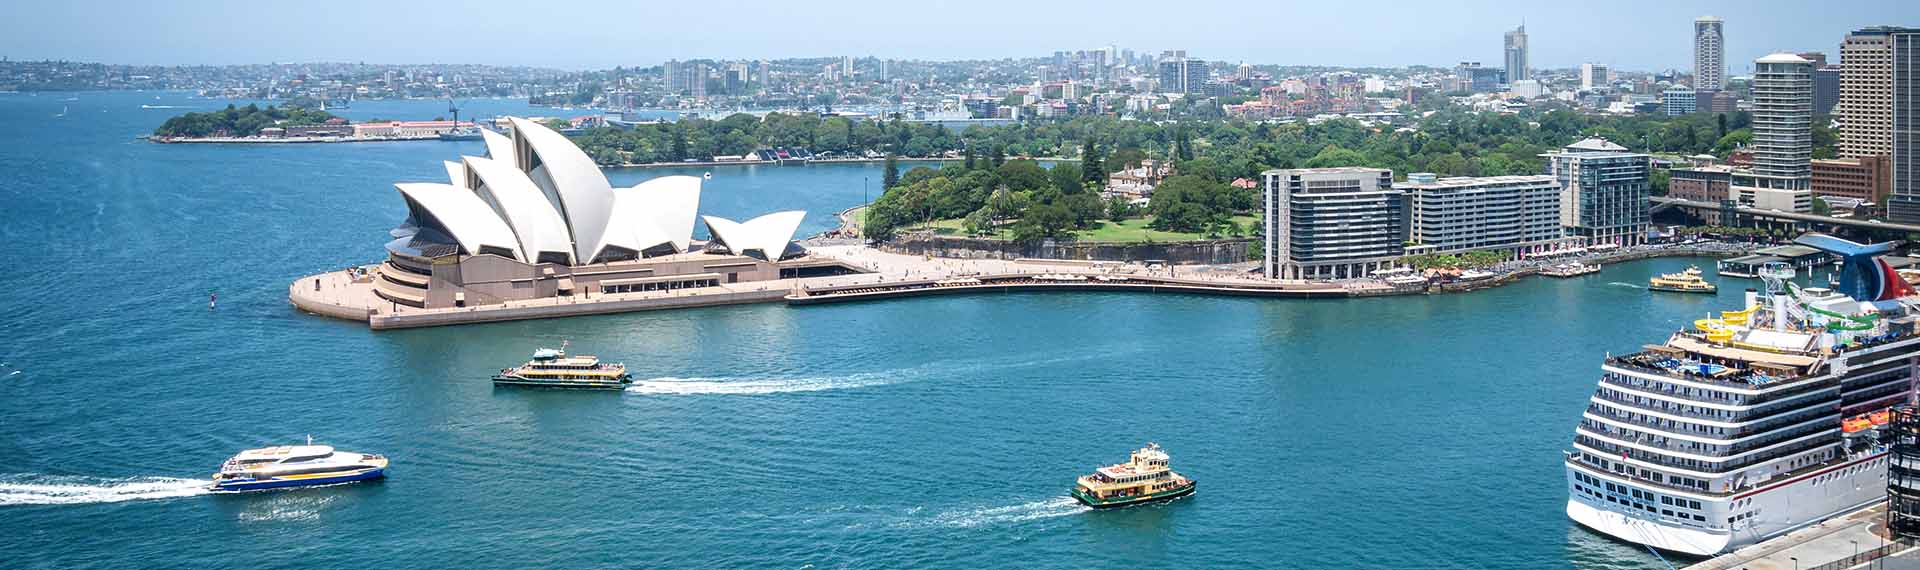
1591, 388, 1839, 423
1606, 355, 1811, 394
1574, 434, 1838, 475
1565, 451, 1717, 495
1577, 419, 1836, 457
1801, 539, 1915, 570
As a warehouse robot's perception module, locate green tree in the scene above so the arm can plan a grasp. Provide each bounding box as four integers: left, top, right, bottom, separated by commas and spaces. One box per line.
1080, 140, 1104, 186
882, 154, 901, 189
1812, 196, 1832, 216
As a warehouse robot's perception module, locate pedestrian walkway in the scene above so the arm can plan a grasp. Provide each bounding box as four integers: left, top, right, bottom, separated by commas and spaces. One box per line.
1686, 504, 1895, 570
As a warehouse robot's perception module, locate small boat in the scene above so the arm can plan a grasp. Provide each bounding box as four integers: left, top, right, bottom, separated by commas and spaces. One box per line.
1649, 266, 1718, 294
210, 437, 387, 493
1541, 262, 1601, 278
1071, 443, 1196, 509
438, 127, 484, 141
491, 341, 632, 390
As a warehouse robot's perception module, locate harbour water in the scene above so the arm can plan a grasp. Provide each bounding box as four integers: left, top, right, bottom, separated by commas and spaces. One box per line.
0, 91, 1755, 568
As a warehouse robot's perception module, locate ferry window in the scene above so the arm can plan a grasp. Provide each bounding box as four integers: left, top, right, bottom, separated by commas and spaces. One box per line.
1661, 497, 1672, 505
1662, 509, 1674, 516
1690, 500, 1701, 509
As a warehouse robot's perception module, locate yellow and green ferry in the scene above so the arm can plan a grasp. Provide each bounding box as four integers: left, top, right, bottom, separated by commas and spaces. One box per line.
491, 342, 632, 390
1071, 443, 1196, 509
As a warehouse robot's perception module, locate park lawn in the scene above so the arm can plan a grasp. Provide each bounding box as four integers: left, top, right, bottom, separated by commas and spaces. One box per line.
921, 215, 1257, 243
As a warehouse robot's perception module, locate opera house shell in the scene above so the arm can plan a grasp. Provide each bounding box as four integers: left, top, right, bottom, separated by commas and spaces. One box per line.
374, 117, 811, 309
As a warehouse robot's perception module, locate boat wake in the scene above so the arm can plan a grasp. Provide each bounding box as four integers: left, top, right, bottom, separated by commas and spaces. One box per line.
139, 104, 189, 109
0, 474, 210, 506
625, 352, 1106, 396
1607, 282, 1643, 289
903, 496, 1089, 529
625, 371, 900, 395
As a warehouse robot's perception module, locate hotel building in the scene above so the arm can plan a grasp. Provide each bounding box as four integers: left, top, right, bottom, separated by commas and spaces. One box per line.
1260, 167, 1406, 280
1544, 138, 1651, 246
1396, 173, 1563, 256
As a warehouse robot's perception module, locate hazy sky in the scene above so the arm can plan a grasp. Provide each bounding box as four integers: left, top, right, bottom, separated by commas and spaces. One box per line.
3, 0, 1915, 72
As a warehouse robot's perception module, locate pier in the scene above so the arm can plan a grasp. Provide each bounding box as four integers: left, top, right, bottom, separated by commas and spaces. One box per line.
1684, 504, 1914, 570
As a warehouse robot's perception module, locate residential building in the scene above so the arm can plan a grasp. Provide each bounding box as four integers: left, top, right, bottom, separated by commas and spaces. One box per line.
1505, 25, 1530, 83
1395, 173, 1562, 256
1260, 167, 1407, 280
1812, 155, 1892, 204
1695, 17, 1726, 91
1157, 57, 1209, 95
1455, 62, 1504, 93
1581, 63, 1610, 90
1735, 53, 1814, 196
1663, 88, 1696, 116
1699, 89, 1737, 114
1543, 138, 1651, 245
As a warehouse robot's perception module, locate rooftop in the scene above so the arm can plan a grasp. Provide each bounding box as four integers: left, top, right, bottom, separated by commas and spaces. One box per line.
1394, 174, 1555, 189
1262, 167, 1390, 176
1756, 53, 1811, 65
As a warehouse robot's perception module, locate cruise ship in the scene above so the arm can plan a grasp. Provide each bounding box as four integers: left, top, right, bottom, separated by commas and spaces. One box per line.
1565, 235, 1920, 556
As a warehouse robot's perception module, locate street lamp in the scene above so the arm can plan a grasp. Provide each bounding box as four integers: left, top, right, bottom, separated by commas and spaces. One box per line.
1853, 539, 1860, 562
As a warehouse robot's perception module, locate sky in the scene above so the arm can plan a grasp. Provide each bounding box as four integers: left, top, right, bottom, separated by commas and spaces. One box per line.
2, 0, 1916, 72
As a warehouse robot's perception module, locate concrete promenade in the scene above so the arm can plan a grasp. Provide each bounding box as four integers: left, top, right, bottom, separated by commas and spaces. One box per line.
1684, 504, 1913, 570
290, 243, 1753, 330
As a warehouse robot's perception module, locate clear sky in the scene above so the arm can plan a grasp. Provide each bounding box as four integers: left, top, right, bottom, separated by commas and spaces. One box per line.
3, 0, 1915, 72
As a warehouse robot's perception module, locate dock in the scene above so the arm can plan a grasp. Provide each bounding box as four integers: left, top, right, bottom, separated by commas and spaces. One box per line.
1684, 503, 1915, 570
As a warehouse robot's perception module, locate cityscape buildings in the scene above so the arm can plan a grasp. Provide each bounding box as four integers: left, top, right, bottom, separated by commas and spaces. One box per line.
1663, 88, 1696, 116
1812, 156, 1892, 204
1840, 27, 1920, 221
1260, 167, 1405, 280
1580, 63, 1610, 91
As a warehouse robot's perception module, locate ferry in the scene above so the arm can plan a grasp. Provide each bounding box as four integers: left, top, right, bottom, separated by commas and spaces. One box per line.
491, 342, 632, 389
1071, 443, 1196, 509
211, 438, 387, 493
1542, 262, 1602, 278
1648, 266, 1718, 294
1564, 236, 1920, 556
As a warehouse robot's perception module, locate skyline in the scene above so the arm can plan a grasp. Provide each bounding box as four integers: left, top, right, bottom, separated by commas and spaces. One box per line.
3, 1, 1916, 73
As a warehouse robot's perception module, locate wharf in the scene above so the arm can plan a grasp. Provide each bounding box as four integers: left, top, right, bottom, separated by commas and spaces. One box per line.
1684, 503, 1914, 570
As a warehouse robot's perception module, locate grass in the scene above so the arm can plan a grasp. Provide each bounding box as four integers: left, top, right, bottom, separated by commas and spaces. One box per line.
919, 215, 1257, 243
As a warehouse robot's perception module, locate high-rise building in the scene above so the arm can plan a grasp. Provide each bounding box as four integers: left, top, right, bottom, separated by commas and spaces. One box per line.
690, 63, 710, 98
1396, 173, 1562, 256
1156, 57, 1209, 95
1747, 54, 1815, 185
1454, 62, 1505, 93
1504, 25, 1530, 83
664, 59, 684, 93
1724, 53, 1815, 213
1838, 28, 1917, 160
1580, 63, 1610, 90
1543, 138, 1651, 245
1260, 167, 1406, 280
1694, 16, 1725, 91
1842, 27, 1920, 220
843, 56, 855, 80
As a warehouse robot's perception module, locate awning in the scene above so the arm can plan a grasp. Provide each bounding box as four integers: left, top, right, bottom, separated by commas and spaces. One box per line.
556, 277, 575, 291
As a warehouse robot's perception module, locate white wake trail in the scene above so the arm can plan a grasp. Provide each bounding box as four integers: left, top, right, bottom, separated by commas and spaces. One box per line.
0, 474, 211, 506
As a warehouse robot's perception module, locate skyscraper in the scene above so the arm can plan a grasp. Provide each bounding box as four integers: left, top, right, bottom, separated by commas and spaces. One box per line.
1543, 138, 1650, 245
1842, 27, 1920, 221
1504, 25, 1529, 83
1747, 53, 1814, 183
1694, 16, 1725, 91
664, 59, 684, 93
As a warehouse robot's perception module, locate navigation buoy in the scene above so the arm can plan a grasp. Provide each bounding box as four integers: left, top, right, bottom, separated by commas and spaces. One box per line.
703, 171, 713, 180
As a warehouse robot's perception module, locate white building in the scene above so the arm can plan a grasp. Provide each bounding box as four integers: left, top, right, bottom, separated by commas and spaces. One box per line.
1396, 173, 1564, 256
1695, 16, 1726, 91
1581, 63, 1611, 90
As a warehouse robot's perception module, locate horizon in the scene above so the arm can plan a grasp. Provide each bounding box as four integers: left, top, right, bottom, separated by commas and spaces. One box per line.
3, 0, 1915, 73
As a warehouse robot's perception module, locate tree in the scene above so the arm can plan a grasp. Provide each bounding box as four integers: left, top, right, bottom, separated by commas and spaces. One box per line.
1050, 163, 1085, 194
1011, 202, 1074, 242
882, 154, 901, 189
989, 144, 1006, 167
1107, 196, 1133, 222
997, 160, 1049, 191
1080, 140, 1104, 186
1303, 146, 1367, 168
963, 145, 977, 170
1716, 113, 1729, 141
1812, 196, 1832, 216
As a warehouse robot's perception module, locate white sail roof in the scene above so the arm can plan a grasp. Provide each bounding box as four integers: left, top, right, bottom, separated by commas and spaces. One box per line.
637, 175, 702, 253
702, 211, 806, 261
395, 182, 524, 261
463, 156, 575, 265
443, 161, 468, 190
595, 189, 679, 261
480, 128, 517, 169
509, 117, 613, 263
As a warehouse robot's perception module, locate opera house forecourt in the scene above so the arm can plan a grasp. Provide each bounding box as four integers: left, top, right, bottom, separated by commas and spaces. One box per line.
290, 117, 862, 329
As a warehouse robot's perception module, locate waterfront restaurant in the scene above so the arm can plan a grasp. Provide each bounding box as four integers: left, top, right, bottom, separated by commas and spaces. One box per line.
373, 117, 846, 310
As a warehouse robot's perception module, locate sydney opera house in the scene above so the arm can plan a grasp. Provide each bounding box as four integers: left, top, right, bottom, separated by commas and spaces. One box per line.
368, 117, 843, 310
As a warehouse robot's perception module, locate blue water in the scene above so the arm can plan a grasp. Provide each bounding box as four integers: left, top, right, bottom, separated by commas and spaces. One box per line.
0, 91, 1753, 569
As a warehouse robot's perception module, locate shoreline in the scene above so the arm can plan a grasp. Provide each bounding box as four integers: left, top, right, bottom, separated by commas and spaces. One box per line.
290, 244, 1754, 329
602, 156, 1076, 169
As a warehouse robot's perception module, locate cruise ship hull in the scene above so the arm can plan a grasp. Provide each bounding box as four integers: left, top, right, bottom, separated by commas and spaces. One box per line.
1565, 454, 1888, 556
210, 466, 386, 493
